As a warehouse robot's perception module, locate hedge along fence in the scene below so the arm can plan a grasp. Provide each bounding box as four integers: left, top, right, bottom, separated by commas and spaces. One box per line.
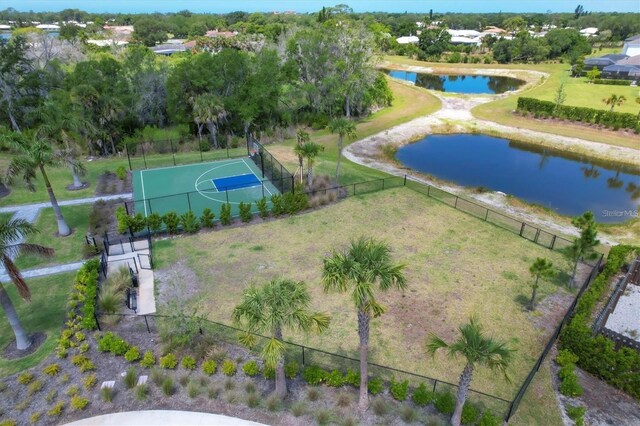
559, 244, 640, 399
516, 97, 639, 131
593, 79, 633, 86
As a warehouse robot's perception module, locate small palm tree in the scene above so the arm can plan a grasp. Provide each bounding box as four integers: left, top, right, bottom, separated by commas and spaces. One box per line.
427, 318, 514, 426
322, 237, 407, 411
294, 130, 310, 183
528, 258, 555, 310
6, 132, 79, 236
327, 117, 356, 182
293, 141, 324, 187
232, 278, 330, 399
602, 94, 626, 112
0, 218, 54, 350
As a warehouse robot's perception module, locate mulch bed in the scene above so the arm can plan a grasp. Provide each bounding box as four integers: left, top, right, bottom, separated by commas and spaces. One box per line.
95, 171, 132, 196
2, 332, 47, 360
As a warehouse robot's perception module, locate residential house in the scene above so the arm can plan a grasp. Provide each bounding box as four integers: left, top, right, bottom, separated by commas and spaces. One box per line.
623, 35, 640, 57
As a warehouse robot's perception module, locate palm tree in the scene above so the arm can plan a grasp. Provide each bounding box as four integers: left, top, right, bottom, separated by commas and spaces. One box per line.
6, 132, 80, 236
294, 129, 310, 183
327, 117, 356, 183
427, 318, 514, 426
322, 237, 407, 411
528, 258, 555, 310
0, 218, 54, 350
193, 94, 227, 149
293, 141, 324, 188
602, 94, 626, 112
232, 278, 330, 399
35, 98, 90, 189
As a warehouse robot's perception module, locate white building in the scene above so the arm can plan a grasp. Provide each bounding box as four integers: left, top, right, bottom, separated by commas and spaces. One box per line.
87, 39, 128, 47
35, 24, 60, 30
396, 35, 419, 44
447, 29, 482, 38
580, 27, 599, 36
623, 35, 640, 57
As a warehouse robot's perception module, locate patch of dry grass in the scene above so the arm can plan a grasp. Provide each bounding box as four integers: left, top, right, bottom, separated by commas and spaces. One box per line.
154, 188, 571, 405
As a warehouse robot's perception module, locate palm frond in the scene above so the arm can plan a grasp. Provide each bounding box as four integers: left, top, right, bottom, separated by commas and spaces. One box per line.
0, 218, 39, 245
261, 337, 285, 369
426, 333, 449, 356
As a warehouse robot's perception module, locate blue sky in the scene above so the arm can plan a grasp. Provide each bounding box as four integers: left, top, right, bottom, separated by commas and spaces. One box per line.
5, 0, 640, 14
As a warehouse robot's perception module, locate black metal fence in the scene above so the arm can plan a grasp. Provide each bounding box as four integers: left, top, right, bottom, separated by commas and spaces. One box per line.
95, 311, 511, 416
404, 178, 575, 251
248, 139, 295, 195
503, 254, 603, 422
124, 138, 249, 171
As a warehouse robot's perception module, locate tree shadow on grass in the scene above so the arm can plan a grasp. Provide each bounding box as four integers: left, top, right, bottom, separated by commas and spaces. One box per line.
514, 294, 532, 311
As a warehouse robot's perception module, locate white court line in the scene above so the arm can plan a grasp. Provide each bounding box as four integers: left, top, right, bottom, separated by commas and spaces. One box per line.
140, 170, 148, 217
141, 157, 245, 173
210, 179, 218, 192
241, 158, 272, 196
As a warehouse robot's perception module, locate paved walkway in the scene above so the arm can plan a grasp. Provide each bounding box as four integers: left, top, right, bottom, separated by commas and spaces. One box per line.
0, 261, 85, 282
63, 410, 266, 426
0, 193, 132, 214
0, 193, 131, 277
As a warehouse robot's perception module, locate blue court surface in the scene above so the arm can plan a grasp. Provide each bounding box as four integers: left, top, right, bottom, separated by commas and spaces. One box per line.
212, 173, 261, 191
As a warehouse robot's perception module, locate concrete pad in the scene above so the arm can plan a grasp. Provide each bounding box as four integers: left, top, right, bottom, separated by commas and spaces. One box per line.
100, 381, 115, 389
63, 410, 267, 426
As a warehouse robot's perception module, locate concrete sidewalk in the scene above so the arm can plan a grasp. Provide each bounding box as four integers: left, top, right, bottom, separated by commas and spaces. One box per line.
0, 193, 132, 214
63, 410, 267, 426
0, 261, 84, 282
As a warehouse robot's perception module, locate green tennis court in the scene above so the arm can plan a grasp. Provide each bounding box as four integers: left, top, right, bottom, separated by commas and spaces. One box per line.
132, 158, 280, 218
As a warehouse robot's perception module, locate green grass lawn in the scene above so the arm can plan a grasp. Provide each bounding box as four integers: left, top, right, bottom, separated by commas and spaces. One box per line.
267, 77, 441, 185
384, 56, 640, 148
15, 205, 91, 269
153, 187, 572, 424
0, 272, 75, 377
0, 212, 14, 222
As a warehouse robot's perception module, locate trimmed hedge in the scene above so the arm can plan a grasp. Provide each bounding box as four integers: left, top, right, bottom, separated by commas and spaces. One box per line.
559, 245, 640, 399
516, 97, 638, 130
77, 259, 100, 330
593, 79, 632, 86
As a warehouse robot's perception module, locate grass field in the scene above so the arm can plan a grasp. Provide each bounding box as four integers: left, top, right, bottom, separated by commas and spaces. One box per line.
0, 272, 75, 377
384, 56, 640, 148
153, 187, 573, 424
15, 205, 91, 269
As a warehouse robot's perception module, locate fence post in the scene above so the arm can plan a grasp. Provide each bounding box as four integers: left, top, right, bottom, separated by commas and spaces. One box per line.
353, 183, 356, 196
140, 143, 148, 169
432, 379, 438, 393
534, 229, 541, 244
403, 175, 407, 186
454, 196, 459, 208
260, 154, 265, 178
124, 201, 130, 216
302, 346, 305, 365
125, 144, 132, 171
187, 193, 192, 212
550, 235, 557, 250
199, 139, 203, 162
94, 313, 101, 331
484, 209, 489, 221
519, 222, 526, 237
427, 185, 430, 196
225, 189, 229, 204
171, 139, 176, 166
144, 315, 151, 333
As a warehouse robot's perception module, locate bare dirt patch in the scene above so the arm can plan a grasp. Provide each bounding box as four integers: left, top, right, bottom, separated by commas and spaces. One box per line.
95, 171, 132, 196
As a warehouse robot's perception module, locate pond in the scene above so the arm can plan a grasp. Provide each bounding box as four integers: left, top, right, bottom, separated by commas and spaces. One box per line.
395, 134, 640, 223
385, 69, 525, 94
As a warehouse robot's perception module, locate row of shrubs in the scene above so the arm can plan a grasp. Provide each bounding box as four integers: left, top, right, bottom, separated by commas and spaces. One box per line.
67, 260, 101, 331
516, 97, 639, 131
555, 350, 583, 397
593, 79, 632, 86
559, 244, 640, 399
115, 190, 309, 235
95, 330, 500, 425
